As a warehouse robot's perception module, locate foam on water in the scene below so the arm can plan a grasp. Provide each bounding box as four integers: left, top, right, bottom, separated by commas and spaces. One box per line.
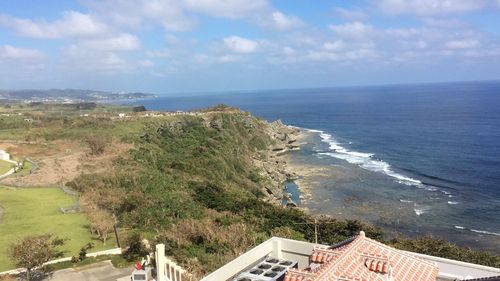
454, 225, 500, 237
447, 201, 459, 205
414, 208, 427, 216
470, 229, 500, 237
308, 129, 434, 190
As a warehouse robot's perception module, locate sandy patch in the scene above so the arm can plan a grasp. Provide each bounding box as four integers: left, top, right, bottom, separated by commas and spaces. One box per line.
0, 140, 133, 186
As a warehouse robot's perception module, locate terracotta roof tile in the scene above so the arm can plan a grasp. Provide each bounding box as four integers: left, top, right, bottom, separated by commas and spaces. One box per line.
285, 231, 439, 281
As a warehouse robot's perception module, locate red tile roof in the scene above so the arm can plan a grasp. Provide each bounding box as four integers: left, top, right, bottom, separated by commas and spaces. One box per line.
284, 231, 439, 281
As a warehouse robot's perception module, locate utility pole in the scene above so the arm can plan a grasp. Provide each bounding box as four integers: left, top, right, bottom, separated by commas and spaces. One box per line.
294, 219, 319, 244
314, 218, 318, 244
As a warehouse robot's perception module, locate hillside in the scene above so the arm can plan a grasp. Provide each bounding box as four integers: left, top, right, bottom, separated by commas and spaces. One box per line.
0, 103, 498, 279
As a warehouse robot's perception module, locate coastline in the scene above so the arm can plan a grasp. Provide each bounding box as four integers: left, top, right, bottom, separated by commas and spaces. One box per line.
262, 123, 333, 212
270, 125, 500, 254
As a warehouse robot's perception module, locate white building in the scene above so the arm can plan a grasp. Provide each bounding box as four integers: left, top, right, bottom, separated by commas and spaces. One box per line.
154, 233, 500, 281
0, 149, 10, 161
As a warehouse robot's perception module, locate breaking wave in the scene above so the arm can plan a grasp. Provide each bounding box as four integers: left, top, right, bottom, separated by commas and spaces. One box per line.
414, 207, 428, 216
454, 226, 500, 237
307, 128, 440, 192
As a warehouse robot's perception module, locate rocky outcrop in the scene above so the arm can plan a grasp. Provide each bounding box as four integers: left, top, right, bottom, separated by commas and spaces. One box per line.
252, 119, 301, 203
267, 120, 301, 154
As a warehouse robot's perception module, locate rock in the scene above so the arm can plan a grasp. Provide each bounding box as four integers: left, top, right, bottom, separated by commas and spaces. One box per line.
210, 118, 223, 130
271, 144, 286, 151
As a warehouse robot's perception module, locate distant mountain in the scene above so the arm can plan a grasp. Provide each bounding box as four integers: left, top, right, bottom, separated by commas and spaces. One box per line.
0, 89, 157, 102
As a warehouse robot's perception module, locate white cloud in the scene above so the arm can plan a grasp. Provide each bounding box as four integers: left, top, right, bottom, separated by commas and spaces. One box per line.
422, 18, 465, 29
379, 0, 486, 16
146, 49, 171, 58
86, 0, 195, 32
223, 36, 259, 53
305, 48, 376, 62
183, 0, 268, 19
101, 53, 127, 71
61, 45, 129, 72
270, 11, 304, 30
329, 21, 374, 40
84, 0, 304, 33
334, 8, 367, 21
183, 0, 303, 31
82, 33, 140, 51
323, 40, 345, 51
283, 46, 296, 56
194, 53, 245, 64
139, 59, 154, 67
0, 11, 107, 39
0, 45, 46, 61
445, 39, 480, 49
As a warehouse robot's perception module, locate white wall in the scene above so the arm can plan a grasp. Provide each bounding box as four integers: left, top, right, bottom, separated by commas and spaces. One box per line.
0, 150, 10, 161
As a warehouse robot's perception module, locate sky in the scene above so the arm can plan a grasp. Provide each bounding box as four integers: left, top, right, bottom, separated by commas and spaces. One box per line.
1, 0, 500, 95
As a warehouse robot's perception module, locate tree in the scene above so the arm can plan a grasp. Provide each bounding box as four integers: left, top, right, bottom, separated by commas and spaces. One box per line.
87, 208, 115, 245
9, 234, 64, 281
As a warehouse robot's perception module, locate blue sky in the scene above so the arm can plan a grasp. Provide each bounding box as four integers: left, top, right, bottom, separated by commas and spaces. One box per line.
1, 0, 500, 95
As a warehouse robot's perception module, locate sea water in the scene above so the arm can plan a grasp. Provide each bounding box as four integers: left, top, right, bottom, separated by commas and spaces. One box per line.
136, 81, 500, 253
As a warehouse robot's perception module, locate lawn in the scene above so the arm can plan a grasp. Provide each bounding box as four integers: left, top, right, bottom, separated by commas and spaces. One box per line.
0, 160, 13, 175
0, 186, 115, 271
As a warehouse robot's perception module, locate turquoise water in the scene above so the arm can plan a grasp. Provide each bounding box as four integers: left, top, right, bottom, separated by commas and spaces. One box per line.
281, 180, 301, 207
135, 81, 500, 253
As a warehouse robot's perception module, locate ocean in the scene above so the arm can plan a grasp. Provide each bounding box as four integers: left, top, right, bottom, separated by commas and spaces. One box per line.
135, 81, 500, 253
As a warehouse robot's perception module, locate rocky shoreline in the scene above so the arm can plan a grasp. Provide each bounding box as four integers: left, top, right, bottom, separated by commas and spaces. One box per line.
255, 120, 318, 207
252, 120, 299, 202
255, 121, 340, 210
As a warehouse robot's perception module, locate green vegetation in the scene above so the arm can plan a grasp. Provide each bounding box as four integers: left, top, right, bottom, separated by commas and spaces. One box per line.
0, 103, 498, 277
0, 186, 114, 271
0, 102, 144, 142
0, 160, 13, 175
390, 236, 500, 268
61, 110, 390, 277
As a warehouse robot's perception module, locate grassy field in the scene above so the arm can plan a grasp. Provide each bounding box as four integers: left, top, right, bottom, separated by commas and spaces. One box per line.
0, 186, 115, 271
0, 160, 13, 175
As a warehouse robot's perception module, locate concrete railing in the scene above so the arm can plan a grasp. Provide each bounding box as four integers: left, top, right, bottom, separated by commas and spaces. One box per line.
155, 244, 186, 281
0, 248, 122, 276
0, 167, 15, 180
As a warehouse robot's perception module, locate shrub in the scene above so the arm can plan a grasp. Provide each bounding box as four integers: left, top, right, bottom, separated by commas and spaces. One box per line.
123, 233, 149, 261
78, 243, 94, 262
85, 136, 106, 155
390, 236, 500, 268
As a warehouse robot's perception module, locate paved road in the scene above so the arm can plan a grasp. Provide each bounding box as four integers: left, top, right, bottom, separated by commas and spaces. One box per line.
43, 261, 132, 281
